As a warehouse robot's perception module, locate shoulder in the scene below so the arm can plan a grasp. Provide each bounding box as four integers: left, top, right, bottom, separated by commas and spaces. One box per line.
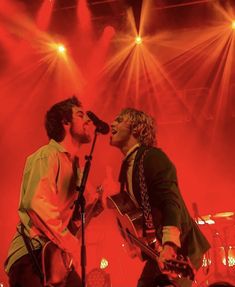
30, 143, 59, 159
25, 142, 63, 168
139, 146, 171, 163
137, 146, 175, 173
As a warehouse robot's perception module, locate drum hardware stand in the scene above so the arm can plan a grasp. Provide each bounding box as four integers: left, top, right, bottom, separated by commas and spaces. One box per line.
194, 213, 224, 285
200, 228, 224, 285
198, 222, 235, 285
221, 225, 235, 283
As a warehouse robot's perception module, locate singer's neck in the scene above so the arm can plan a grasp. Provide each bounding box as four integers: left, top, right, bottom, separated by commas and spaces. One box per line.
121, 138, 139, 156
59, 136, 81, 159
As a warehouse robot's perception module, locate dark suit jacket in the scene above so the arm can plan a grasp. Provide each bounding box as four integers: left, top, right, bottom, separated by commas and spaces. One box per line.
131, 146, 210, 270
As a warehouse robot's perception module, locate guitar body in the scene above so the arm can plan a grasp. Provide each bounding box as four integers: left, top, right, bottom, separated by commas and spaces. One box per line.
42, 241, 72, 286
107, 192, 195, 281
107, 192, 145, 259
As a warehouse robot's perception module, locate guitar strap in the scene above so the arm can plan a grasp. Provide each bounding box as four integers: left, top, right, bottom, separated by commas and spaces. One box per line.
19, 223, 44, 282
118, 147, 160, 248
138, 149, 161, 250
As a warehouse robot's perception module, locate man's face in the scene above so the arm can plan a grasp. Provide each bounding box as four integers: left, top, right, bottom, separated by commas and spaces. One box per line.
70, 106, 91, 144
110, 114, 132, 148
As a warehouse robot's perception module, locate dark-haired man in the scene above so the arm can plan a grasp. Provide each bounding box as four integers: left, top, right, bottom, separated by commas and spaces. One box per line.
4, 96, 92, 287
109, 108, 210, 287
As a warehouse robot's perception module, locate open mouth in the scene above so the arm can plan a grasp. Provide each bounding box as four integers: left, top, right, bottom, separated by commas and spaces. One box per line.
111, 129, 117, 135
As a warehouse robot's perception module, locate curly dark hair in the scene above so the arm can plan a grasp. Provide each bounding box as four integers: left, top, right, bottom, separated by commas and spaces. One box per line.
119, 108, 156, 147
45, 95, 81, 141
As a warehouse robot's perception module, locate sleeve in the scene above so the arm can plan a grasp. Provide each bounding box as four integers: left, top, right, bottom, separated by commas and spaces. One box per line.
162, 226, 181, 248
143, 149, 182, 229
20, 152, 79, 256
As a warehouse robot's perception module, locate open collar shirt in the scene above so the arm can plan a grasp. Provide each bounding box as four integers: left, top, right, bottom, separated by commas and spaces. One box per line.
5, 139, 81, 273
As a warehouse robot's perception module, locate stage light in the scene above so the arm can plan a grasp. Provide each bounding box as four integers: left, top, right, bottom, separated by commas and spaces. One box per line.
100, 257, 108, 269
56, 43, 66, 54
135, 36, 142, 45
46, 42, 68, 61
87, 268, 111, 287
36, 0, 55, 30
221, 246, 235, 267
232, 21, 235, 30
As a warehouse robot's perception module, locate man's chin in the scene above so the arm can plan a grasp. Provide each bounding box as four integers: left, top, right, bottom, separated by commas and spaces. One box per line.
110, 138, 118, 147
80, 134, 91, 144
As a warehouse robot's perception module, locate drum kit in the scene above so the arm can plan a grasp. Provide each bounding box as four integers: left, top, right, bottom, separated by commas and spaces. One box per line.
194, 211, 235, 286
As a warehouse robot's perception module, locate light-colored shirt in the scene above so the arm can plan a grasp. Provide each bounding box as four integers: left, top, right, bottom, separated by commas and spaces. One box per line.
5, 139, 81, 273
124, 144, 140, 207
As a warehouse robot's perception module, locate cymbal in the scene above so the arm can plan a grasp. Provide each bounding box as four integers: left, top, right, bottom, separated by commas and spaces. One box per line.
213, 211, 234, 219
196, 212, 235, 225
196, 214, 215, 225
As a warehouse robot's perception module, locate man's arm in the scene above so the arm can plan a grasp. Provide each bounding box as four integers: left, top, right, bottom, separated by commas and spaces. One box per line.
143, 149, 182, 257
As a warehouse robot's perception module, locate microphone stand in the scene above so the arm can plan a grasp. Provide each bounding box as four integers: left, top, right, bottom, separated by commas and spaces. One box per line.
73, 129, 99, 287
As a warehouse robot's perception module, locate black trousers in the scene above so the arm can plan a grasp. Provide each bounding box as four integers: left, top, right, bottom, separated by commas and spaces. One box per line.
8, 251, 82, 287
137, 259, 192, 287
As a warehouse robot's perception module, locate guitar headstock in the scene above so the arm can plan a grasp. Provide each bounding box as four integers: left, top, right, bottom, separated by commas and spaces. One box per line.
163, 256, 195, 281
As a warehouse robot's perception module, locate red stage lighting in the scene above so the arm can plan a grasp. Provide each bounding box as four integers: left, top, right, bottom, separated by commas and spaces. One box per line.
87, 268, 111, 287
231, 21, 235, 30
103, 26, 116, 40
135, 36, 142, 45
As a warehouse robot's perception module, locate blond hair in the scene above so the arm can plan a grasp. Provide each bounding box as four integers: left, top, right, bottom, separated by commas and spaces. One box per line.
120, 108, 156, 147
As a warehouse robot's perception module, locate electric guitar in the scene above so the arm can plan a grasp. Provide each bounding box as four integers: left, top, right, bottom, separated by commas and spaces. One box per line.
107, 192, 195, 281
41, 185, 104, 286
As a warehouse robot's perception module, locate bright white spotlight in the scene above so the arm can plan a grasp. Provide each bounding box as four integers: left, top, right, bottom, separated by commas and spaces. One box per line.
232, 21, 235, 30
100, 258, 108, 269
135, 36, 142, 45
48, 42, 67, 57
56, 43, 66, 54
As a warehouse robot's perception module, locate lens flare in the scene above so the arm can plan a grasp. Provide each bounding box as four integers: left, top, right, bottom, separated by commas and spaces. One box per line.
100, 257, 108, 269
56, 44, 66, 54
231, 21, 235, 30
135, 36, 142, 45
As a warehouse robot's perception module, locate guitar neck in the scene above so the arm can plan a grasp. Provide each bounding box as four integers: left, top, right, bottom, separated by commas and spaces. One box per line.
126, 230, 194, 280
126, 230, 159, 261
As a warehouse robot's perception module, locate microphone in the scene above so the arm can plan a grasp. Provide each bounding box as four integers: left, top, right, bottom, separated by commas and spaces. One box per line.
86, 111, 110, 135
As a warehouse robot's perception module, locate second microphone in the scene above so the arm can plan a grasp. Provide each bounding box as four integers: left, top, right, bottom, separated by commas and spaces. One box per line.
86, 111, 110, 135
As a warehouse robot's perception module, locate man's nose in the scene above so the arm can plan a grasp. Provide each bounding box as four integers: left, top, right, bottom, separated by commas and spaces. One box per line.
110, 121, 116, 128
84, 114, 91, 123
